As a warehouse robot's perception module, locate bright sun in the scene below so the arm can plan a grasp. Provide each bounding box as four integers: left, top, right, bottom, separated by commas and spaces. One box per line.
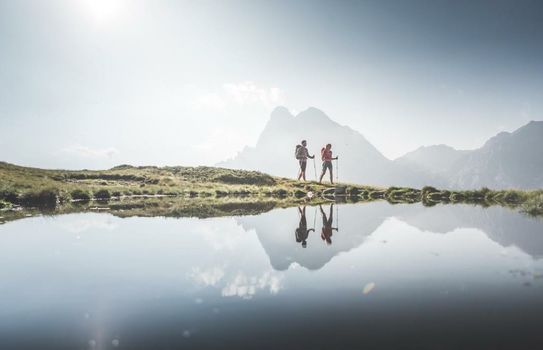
82, 0, 123, 22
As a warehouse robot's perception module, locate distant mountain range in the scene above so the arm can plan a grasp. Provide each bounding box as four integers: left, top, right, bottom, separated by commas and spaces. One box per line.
219, 107, 543, 189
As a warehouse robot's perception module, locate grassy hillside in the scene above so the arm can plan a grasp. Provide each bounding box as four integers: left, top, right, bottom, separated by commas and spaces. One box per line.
0, 161, 541, 219
0, 161, 367, 206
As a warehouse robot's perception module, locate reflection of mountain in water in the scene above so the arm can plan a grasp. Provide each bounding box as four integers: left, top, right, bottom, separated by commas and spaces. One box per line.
396, 204, 543, 258
237, 203, 543, 271
237, 203, 392, 270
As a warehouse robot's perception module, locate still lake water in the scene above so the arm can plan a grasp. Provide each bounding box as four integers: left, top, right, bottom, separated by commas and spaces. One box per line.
1, 202, 542, 349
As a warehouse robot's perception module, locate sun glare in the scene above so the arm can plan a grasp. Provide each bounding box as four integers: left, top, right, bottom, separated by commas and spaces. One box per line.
82, 0, 123, 22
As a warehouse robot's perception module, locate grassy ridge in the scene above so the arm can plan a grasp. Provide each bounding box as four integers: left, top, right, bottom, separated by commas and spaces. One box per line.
0, 161, 542, 218
0, 161, 343, 205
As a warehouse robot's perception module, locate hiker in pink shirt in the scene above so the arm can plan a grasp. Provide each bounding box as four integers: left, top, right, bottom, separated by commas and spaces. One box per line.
319, 143, 338, 184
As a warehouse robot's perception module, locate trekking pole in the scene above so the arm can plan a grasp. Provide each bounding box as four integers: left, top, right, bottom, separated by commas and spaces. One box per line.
313, 205, 317, 230
313, 158, 317, 182
336, 203, 339, 232
336, 158, 339, 183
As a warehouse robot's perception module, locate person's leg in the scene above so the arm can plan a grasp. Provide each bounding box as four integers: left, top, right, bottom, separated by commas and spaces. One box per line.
319, 204, 326, 224
319, 163, 326, 183
322, 209, 328, 225
297, 160, 304, 180
328, 204, 333, 225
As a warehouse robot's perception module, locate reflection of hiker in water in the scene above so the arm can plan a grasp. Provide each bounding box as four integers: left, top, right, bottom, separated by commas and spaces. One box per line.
320, 204, 338, 245
295, 206, 314, 248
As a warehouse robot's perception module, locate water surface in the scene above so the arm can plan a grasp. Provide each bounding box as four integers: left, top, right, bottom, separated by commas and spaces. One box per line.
1, 202, 542, 349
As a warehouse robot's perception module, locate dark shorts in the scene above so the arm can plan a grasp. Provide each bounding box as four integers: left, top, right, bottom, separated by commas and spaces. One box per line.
299, 160, 307, 172
322, 161, 333, 172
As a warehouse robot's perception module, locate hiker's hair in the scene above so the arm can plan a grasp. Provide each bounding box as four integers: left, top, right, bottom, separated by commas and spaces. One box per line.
301, 140, 307, 144
326, 143, 332, 148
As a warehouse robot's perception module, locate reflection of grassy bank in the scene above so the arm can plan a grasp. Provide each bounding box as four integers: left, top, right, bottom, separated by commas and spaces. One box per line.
340, 186, 543, 215
0, 196, 331, 224
521, 193, 543, 216
1, 161, 542, 221
379, 186, 543, 216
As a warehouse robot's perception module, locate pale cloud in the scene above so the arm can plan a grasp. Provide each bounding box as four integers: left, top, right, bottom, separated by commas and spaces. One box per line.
199, 220, 247, 251
221, 271, 283, 299
57, 217, 118, 233
189, 266, 225, 287
192, 128, 238, 151
61, 144, 120, 159
194, 81, 286, 111
191, 127, 250, 161
195, 93, 227, 111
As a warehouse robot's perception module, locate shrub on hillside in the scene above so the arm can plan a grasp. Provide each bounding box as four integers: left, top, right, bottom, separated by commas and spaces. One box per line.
71, 189, 91, 201
213, 171, 275, 186
94, 189, 111, 200
0, 189, 19, 203
20, 189, 58, 207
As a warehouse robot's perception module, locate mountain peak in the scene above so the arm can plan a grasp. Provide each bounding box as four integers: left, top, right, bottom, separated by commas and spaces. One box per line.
297, 106, 326, 116
516, 120, 543, 134
482, 131, 510, 148
265, 106, 294, 131
221, 108, 543, 189
296, 107, 336, 126
269, 106, 293, 120
395, 143, 468, 174
417, 144, 457, 152
483, 120, 543, 148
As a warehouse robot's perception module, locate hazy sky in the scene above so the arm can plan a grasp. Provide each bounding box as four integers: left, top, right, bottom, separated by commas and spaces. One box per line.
1, 0, 542, 169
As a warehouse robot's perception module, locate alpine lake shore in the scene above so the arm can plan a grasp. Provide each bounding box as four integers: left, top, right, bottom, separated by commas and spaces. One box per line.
1, 161, 542, 224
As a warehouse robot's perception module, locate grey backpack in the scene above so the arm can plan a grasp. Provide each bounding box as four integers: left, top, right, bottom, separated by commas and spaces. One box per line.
295, 145, 303, 159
